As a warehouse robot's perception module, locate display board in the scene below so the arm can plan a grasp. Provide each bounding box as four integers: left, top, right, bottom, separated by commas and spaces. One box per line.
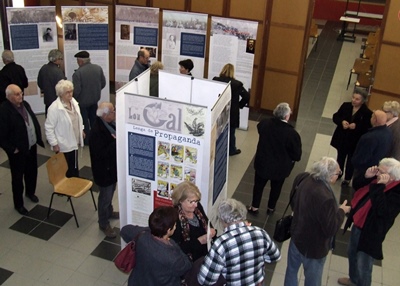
115, 5, 159, 89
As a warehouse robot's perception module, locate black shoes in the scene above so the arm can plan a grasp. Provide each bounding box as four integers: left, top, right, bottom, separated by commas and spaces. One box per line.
229, 149, 241, 156
247, 205, 259, 214
26, 194, 39, 203
267, 208, 275, 215
16, 206, 29, 215
341, 180, 350, 186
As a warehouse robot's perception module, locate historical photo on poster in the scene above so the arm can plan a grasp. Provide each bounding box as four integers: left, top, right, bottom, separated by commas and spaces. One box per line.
157, 141, 170, 161
132, 179, 151, 196
185, 146, 198, 165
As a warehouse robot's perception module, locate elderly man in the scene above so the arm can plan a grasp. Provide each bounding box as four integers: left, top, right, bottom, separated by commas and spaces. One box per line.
0, 84, 44, 215
352, 110, 392, 191
284, 157, 351, 286
198, 198, 281, 286
89, 102, 118, 238
247, 102, 302, 215
37, 49, 66, 115
338, 158, 400, 286
0, 50, 28, 103
383, 101, 400, 160
128, 48, 150, 80
72, 51, 106, 144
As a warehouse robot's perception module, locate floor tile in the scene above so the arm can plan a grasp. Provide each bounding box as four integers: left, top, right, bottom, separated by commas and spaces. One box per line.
29, 222, 60, 241
91, 241, 122, 261
9, 217, 41, 234
0, 267, 13, 285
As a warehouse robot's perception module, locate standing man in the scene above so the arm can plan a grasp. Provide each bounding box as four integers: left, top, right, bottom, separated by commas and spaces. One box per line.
89, 102, 118, 238
37, 49, 66, 115
128, 48, 150, 80
284, 157, 351, 286
72, 51, 106, 145
198, 199, 281, 286
247, 102, 302, 215
0, 84, 44, 215
352, 110, 392, 191
0, 50, 28, 103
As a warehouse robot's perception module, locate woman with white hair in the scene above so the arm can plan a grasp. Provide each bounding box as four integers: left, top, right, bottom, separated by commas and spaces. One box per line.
45, 79, 84, 177
339, 158, 400, 286
284, 157, 351, 286
382, 101, 400, 160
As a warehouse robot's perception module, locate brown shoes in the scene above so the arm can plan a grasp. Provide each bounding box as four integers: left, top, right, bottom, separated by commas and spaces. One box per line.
337, 277, 355, 286
100, 224, 117, 238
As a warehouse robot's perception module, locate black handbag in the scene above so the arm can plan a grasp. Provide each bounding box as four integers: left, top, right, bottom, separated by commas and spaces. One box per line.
273, 173, 308, 242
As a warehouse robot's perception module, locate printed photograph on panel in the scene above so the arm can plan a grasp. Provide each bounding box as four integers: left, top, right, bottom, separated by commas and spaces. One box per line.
183, 106, 206, 137
157, 162, 169, 179
64, 24, 77, 40
184, 146, 197, 165
157, 180, 170, 198
157, 141, 170, 161
184, 167, 196, 184
170, 164, 183, 180
120, 24, 130, 40
171, 144, 184, 163
132, 179, 151, 196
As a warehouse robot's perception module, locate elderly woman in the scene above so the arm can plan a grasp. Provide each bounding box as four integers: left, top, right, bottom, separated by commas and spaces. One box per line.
339, 158, 400, 286
285, 157, 351, 286
170, 181, 216, 262
213, 63, 249, 156
45, 79, 84, 177
330, 88, 372, 186
149, 61, 164, 97
383, 101, 400, 160
120, 206, 192, 286
198, 199, 281, 286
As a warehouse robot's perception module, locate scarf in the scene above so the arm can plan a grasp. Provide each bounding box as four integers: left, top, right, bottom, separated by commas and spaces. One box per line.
352, 179, 400, 228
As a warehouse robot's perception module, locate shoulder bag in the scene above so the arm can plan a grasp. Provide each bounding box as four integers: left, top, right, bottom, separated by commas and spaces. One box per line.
114, 231, 144, 273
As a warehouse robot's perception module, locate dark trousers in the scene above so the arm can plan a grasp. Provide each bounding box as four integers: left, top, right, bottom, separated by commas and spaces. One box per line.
8, 145, 38, 209
352, 168, 373, 192
251, 171, 285, 210
81, 104, 97, 144
229, 126, 237, 154
336, 149, 354, 181
63, 150, 79, 178
98, 183, 116, 228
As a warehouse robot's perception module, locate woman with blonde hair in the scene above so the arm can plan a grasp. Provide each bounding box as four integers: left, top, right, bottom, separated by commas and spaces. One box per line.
213, 63, 249, 156
149, 61, 164, 97
382, 101, 400, 160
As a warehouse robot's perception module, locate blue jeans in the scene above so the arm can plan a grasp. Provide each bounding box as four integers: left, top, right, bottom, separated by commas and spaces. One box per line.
284, 240, 326, 286
98, 183, 116, 228
347, 226, 374, 286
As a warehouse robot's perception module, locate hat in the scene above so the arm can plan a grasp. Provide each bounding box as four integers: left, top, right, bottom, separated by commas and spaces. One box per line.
74, 51, 90, 58
179, 59, 194, 72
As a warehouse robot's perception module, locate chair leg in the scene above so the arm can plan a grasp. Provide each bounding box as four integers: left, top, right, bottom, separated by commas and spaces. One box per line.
314, 38, 318, 52
347, 70, 353, 90
68, 196, 79, 228
89, 189, 98, 211
47, 193, 55, 218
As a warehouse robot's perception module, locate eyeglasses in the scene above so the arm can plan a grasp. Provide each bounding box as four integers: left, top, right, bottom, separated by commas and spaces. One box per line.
383, 110, 392, 114
187, 199, 200, 204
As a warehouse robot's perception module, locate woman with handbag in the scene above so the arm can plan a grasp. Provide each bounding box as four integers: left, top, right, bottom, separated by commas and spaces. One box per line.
120, 206, 192, 286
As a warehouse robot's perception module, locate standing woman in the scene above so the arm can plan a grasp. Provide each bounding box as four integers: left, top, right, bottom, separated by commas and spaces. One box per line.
213, 63, 249, 156
45, 79, 84, 177
330, 88, 372, 186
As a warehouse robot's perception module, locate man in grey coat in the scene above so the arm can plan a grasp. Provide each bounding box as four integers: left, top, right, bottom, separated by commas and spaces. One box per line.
72, 51, 106, 144
128, 48, 150, 81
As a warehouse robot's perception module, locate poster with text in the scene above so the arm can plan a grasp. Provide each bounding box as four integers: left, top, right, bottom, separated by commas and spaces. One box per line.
162, 10, 207, 78
6, 6, 57, 113
208, 17, 257, 91
124, 95, 206, 225
61, 6, 109, 103
115, 6, 159, 89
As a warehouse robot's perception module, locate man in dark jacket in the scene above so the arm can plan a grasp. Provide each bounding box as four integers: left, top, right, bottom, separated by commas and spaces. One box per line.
37, 49, 66, 115
89, 102, 118, 238
247, 102, 302, 214
0, 50, 28, 103
0, 84, 44, 215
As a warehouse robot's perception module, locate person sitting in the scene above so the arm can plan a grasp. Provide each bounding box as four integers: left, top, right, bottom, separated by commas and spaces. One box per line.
120, 206, 192, 286
198, 198, 281, 286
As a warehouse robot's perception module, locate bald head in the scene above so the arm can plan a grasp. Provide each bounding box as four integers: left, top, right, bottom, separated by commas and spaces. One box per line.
5, 84, 23, 106
96, 102, 115, 122
137, 48, 150, 65
2, 50, 14, 64
372, 110, 387, 127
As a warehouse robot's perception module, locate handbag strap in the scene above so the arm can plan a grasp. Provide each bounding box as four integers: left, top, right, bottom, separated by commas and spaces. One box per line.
280, 172, 309, 219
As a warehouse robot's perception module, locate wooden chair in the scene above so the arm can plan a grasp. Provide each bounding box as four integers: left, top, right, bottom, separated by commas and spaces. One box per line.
309, 19, 319, 51
347, 58, 373, 90
362, 44, 376, 62
46, 152, 97, 227
356, 72, 373, 90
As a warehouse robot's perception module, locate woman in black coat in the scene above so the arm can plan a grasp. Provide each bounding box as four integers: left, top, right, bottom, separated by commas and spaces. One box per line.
213, 63, 249, 156
330, 88, 372, 186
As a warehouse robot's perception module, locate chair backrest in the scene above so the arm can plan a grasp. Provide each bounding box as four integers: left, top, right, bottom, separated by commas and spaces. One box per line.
46, 152, 68, 186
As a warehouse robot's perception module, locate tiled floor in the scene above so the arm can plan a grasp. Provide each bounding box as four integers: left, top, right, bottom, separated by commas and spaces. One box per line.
1, 21, 399, 285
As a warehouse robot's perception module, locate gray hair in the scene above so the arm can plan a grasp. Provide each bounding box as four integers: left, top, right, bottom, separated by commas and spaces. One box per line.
96, 102, 113, 117
379, 158, 400, 180
273, 102, 291, 120
79, 58, 90, 64
354, 87, 368, 102
382, 101, 400, 117
55, 80, 73, 97
310, 157, 339, 182
48, 49, 63, 62
2, 50, 14, 63
218, 198, 247, 224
